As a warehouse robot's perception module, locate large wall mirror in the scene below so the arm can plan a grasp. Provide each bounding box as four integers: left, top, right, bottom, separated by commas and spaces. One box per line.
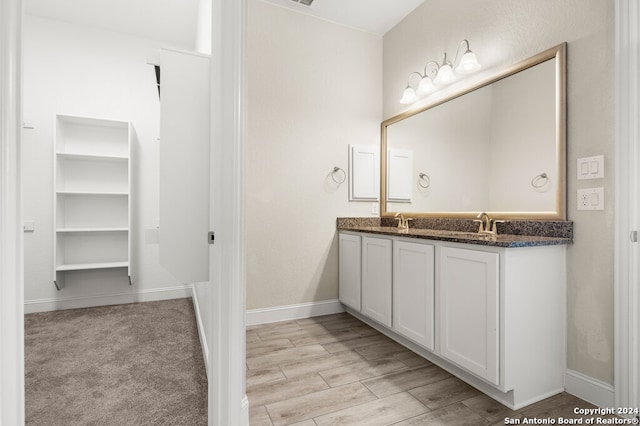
381, 43, 566, 220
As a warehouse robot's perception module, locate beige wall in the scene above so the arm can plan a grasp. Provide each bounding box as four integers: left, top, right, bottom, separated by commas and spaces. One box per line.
246, 0, 614, 385
245, 0, 382, 310
383, 0, 614, 384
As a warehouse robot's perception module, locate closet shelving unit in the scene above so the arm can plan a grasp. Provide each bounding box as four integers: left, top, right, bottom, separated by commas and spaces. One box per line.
53, 114, 132, 290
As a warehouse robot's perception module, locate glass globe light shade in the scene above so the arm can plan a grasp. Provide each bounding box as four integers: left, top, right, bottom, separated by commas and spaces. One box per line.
400, 86, 418, 104
416, 76, 434, 96
434, 63, 454, 85
455, 50, 481, 74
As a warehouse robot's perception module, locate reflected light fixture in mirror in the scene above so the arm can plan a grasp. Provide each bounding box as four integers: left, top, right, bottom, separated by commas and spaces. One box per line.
400, 39, 481, 105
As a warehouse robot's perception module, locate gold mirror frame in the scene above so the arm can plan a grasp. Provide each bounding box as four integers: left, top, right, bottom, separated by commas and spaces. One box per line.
380, 43, 567, 220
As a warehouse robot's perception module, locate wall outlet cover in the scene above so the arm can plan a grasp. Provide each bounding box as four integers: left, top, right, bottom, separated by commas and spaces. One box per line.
577, 187, 604, 210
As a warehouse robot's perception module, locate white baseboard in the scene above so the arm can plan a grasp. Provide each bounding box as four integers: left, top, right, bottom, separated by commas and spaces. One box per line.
246, 299, 345, 326
565, 369, 615, 408
24, 285, 193, 314
191, 285, 209, 377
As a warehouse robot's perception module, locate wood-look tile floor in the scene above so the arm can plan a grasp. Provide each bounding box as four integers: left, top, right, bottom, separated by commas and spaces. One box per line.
246, 313, 609, 426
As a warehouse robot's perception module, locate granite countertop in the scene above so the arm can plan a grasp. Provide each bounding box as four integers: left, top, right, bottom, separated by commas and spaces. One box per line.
337, 218, 573, 248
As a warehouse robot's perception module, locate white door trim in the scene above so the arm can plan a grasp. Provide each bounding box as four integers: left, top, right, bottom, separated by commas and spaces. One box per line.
0, 0, 24, 424
208, 0, 247, 424
0, 0, 247, 424
614, 0, 640, 412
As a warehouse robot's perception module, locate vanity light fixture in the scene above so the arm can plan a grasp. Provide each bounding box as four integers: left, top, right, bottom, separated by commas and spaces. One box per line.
400, 39, 481, 104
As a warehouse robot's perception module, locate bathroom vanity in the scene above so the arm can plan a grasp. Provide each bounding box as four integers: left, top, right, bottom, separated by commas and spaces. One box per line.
337, 218, 572, 410
337, 43, 571, 410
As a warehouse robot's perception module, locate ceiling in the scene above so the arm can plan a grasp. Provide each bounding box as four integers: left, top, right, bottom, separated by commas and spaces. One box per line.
26, 0, 200, 47
261, 0, 424, 35
25, 0, 423, 46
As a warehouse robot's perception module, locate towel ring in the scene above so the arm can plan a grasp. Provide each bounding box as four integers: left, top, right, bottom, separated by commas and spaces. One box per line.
331, 166, 346, 184
418, 173, 430, 189
531, 173, 549, 188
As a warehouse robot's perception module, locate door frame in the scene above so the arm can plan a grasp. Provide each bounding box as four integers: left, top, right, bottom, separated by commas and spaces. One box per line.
614, 0, 640, 412
207, 0, 247, 424
0, 0, 247, 424
0, 0, 25, 424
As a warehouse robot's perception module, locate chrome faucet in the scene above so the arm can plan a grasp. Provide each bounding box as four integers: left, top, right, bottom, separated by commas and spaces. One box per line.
394, 212, 412, 229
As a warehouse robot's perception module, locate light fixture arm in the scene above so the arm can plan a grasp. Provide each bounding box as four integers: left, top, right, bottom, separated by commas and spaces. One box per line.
406, 71, 423, 86
440, 52, 451, 68
422, 60, 440, 78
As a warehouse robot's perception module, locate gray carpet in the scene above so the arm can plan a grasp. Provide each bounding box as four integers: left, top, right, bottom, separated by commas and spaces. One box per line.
25, 298, 208, 425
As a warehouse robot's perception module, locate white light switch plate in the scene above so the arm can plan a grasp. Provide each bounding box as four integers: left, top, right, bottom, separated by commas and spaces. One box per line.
577, 155, 604, 180
577, 187, 604, 210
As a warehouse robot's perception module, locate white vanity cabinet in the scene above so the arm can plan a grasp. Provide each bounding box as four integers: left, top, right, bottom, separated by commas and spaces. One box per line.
436, 243, 567, 408
338, 232, 362, 311
393, 239, 435, 350
337, 230, 567, 410
361, 235, 392, 327
439, 246, 499, 385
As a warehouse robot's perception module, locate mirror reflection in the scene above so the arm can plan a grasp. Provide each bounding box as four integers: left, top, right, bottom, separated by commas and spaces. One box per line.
382, 44, 566, 219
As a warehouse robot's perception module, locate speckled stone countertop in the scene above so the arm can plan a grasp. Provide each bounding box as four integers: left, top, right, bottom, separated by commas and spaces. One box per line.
337, 217, 573, 248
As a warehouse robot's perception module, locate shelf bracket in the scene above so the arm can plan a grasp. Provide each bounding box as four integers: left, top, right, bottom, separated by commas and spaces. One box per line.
128, 275, 132, 286
53, 280, 64, 291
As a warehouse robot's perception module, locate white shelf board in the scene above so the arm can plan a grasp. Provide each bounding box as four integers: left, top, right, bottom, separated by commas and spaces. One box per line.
56, 190, 129, 196
56, 152, 128, 162
56, 228, 128, 233
57, 114, 129, 128
56, 261, 129, 272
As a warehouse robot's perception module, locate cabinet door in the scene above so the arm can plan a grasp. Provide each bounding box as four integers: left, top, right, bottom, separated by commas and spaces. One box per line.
439, 246, 499, 385
338, 233, 361, 311
362, 236, 392, 327
393, 240, 435, 350
349, 145, 379, 201
159, 49, 210, 283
